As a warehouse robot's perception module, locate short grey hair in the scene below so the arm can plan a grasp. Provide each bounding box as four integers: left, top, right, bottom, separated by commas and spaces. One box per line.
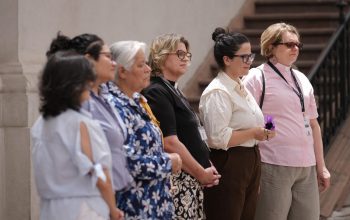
110, 41, 146, 76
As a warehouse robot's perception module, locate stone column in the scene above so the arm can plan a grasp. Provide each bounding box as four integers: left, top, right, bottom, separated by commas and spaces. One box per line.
0, 0, 40, 219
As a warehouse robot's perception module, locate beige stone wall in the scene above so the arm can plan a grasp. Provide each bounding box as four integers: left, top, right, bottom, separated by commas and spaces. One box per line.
17, 0, 246, 88
0, 128, 5, 220
0, 0, 245, 219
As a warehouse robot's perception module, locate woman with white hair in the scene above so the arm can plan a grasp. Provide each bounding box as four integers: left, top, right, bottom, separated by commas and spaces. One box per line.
103, 41, 182, 219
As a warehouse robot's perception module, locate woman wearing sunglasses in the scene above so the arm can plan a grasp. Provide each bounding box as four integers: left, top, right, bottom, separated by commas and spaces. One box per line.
199, 27, 275, 220
142, 33, 221, 220
243, 22, 330, 220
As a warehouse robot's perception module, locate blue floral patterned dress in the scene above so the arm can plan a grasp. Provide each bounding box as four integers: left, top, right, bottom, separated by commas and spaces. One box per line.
104, 82, 174, 220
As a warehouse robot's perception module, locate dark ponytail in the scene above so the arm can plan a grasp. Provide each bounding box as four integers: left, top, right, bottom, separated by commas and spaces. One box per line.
46, 32, 72, 57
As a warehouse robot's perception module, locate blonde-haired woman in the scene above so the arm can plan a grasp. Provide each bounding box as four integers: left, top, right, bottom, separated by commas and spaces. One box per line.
243, 22, 330, 220
142, 34, 221, 219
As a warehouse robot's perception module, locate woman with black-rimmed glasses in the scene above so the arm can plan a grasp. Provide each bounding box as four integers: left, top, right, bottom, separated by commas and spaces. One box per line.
199, 27, 276, 220
142, 33, 221, 220
243, 22, 330, 220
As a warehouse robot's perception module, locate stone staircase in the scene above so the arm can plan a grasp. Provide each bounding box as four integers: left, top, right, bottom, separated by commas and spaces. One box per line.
185, 0, 341, 112
320, 113, 350, 218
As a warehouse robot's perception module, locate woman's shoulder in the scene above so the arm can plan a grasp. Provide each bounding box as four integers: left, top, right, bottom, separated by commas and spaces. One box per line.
245, 65, 265, 81
202, 73, 232, 97
31, 110, 93, 143
293, 68, 309, 80
51, 109, 100, 133
62, 108, 91, 121
143, 77, 174, 102
292, 68, 313, 88
145, 77, 169, 93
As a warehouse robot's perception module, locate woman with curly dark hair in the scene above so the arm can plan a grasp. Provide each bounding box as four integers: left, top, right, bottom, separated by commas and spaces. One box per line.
32, 51, 123, 220
46, 33, 134, 196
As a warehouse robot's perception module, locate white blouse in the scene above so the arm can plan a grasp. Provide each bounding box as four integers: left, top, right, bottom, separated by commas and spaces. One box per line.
31, 109, 112, 220
199, 72, 264, 150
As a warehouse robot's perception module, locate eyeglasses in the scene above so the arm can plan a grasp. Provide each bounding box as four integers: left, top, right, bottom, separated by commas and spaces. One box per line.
167, 50, 192, 61
99, 52, 112, 60
274, 42, 303, 50
232, 53, 255, 64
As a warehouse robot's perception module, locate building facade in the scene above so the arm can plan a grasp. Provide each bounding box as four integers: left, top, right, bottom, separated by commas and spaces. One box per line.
0, 0, 245, 219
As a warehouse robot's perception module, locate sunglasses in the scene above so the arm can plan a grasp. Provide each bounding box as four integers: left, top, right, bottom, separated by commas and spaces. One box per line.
167, 50, 192, 61
232, 53, 255, 64
274, 42, 303, 50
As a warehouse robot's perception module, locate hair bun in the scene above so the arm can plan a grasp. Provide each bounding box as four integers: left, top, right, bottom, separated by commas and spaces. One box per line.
46, 32, 71, 57
212, 27, 226, 42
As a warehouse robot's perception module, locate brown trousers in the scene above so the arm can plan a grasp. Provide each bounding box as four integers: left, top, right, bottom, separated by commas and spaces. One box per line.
204, 146, 261, 220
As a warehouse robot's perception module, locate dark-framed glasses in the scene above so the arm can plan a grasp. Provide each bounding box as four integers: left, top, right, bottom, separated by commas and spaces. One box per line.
99, 52, 112, 60
168, 50, 192, 61
274, 42, 303, 50
232, 53, 255, 64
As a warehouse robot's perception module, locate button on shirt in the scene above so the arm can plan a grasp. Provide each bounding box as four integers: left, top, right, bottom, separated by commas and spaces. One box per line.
199, 72, 264, 150
243, 63, 318, 167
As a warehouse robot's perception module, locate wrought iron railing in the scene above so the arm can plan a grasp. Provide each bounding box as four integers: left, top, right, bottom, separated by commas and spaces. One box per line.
308, 1, 350, 152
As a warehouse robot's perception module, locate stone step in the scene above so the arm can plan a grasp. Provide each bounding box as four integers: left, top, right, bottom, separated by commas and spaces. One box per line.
255, 0, 339, 14
245, 12, 339, 29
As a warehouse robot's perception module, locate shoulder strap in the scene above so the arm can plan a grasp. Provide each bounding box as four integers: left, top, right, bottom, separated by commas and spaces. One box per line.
258, 68, 265, 109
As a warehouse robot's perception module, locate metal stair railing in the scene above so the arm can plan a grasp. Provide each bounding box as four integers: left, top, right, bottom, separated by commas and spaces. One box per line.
308, 0, 350, 153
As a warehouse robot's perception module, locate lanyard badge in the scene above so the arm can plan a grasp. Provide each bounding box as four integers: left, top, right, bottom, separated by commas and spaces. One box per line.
303, 113, 312, 136
267, 62, 311, 136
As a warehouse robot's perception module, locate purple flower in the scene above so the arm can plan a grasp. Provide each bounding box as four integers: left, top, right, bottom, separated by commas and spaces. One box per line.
265, 115, 275, 130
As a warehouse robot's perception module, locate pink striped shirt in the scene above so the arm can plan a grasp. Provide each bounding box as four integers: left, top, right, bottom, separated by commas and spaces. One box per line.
243, 62, 317, 167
